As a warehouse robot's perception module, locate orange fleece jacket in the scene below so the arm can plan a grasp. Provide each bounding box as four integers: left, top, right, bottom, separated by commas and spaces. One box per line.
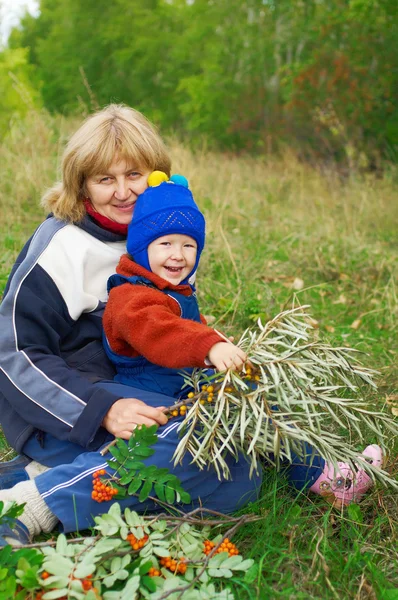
103, 255, 223, 368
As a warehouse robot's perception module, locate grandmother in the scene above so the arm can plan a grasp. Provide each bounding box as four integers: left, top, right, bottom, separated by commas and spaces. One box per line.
0, 105, 260, 544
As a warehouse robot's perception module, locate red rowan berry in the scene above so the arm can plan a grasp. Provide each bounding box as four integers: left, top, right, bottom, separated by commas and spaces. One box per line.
82, 578, 93, 591
91, 471, 117, 502
126, 531, 149, 550
203, 538, 239, 557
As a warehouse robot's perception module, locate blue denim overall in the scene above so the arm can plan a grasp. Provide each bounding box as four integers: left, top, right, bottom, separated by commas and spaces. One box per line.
104, 274, 201, 398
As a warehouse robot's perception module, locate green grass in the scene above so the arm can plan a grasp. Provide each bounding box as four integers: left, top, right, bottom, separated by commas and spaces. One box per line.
1, 111, 397, 599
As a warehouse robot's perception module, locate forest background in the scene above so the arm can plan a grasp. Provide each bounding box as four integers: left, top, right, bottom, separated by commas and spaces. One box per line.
0, 0, 397, 167
0, 1, 398, 598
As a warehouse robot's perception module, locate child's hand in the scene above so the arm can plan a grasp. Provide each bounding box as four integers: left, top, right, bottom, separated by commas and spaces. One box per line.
207, 342, 247, 371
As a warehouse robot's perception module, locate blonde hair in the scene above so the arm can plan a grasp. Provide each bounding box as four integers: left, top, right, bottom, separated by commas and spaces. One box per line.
42, 104, 171, 222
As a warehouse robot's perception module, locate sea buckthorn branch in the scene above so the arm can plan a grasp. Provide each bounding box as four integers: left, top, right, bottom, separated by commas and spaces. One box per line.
98, 378, 220, 457
171, 306, 398, 489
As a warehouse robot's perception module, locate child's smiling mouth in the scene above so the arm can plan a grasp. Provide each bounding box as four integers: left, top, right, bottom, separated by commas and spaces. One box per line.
165, 266, 184, 273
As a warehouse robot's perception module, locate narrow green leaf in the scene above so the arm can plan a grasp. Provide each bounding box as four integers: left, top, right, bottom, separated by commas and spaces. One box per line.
138, 478, 153, 502
154, 482, 166, 502
122, 458, 145, 471
115, 438, 130, 457
177, 490, 191, 504
164, 485, 175, 505
132, 446, 155, 458
141, 575, 157, 592
128, 478, 143, 495
108, 446, 123, 462
118, 472, 137, 485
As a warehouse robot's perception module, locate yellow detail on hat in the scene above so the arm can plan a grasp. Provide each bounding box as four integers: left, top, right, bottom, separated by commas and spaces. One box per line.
147, 171, 169, 187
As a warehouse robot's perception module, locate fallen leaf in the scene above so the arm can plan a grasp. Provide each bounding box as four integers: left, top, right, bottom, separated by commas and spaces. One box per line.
325, 325, 335, 333
339, 273, 350, 281
350, 319, 362, 330
203, 315, 216, 324
386, 394, 398, 405
333, 294, 347, 305
292, 277, 304, 290
280, 276, 298, 288
306, 317, 319, 329
262, 274, 288, 283
386, 395, 398, 417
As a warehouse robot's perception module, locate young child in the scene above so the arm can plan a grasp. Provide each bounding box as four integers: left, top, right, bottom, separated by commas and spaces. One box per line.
103, 172, 247, 399
103, 172, 383, 508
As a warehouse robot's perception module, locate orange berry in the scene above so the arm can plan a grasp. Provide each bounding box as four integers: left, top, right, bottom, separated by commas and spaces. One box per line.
82, 579, 93, 591
41, 571, 50, 580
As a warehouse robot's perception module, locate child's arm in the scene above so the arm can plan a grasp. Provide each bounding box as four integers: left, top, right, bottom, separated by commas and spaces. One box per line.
104, 283, 224, 368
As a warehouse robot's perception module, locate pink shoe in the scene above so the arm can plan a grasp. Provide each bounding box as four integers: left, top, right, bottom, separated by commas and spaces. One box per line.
310, 445, 383, 507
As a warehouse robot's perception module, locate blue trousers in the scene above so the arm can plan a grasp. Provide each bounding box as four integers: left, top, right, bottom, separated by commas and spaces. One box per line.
22, 382, 324, 533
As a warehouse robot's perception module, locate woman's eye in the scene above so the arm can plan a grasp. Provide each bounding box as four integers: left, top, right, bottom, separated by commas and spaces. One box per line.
99, 176, 112, 183
129, 172, 141, 178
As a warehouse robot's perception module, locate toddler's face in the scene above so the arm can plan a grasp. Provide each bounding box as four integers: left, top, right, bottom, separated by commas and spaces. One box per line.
148, 234, 197, 284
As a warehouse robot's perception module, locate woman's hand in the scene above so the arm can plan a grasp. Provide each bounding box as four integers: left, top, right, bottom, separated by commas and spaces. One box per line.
102, 398, 168, 439
207, 342, 247, 372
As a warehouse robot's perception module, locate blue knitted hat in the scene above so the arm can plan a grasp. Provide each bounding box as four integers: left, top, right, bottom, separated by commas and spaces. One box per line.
127, 172, 206, 283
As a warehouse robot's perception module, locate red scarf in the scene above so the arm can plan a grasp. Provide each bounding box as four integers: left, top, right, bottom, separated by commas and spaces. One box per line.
84, 199, 128, 235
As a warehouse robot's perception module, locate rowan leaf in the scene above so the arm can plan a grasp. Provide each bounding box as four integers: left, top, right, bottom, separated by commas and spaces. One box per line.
154, 482, 166, 502
164, 485, 175, 505
128, 478, 143, 496
138, 478, 153, 502
132, 446, 155, 458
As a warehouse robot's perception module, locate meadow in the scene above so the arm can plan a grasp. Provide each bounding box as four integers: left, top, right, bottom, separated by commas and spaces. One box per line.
0, 110, 397, 599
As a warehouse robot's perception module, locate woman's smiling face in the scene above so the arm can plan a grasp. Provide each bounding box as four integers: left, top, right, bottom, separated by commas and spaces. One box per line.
85, 157, 150, 224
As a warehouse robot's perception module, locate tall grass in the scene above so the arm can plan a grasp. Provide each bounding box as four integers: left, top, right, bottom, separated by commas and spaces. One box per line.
1, 110, 397, 598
